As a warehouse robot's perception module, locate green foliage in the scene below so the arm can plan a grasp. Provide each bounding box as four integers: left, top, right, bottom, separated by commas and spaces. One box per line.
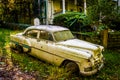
2, 29, 120, 79
0, 28, 10, 56
87, 0, 115, 17
11, 49, 120, 80
102, 11, 120, 30
87, 0, 120, 30
98, 24, 108, 31
3, 22, 31, 30
87, 5, 99, 22
87, 0, 98, 6
0, 0, 33, 24
11, 52, 71, 79
53, 12, 91, 32
101, 50, 120, 79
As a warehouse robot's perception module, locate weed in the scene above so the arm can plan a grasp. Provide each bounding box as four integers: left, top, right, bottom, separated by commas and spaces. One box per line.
1, 28, 120, 80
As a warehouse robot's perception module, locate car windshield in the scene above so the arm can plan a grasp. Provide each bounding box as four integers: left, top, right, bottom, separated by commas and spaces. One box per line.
53, 30, 74, 42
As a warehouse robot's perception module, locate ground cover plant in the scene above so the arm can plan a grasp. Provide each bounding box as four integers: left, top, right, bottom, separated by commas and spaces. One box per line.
11, 49, 120, 80
0, 28, 120, 80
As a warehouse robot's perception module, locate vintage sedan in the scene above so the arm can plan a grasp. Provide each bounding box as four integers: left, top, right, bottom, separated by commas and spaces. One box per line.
10, 25, 104, 76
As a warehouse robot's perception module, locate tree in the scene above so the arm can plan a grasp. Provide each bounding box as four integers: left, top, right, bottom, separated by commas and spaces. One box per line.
0, 0, 33, 24
87, 0, 116, 22
86, 0, 120, 30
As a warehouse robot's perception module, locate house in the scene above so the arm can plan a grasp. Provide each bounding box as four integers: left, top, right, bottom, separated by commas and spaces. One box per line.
34, 0, 86, 24
48, 0, 86, 24
0, 0, 86, 25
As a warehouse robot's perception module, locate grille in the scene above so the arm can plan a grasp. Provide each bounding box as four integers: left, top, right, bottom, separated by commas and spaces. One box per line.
94, 59, 101, 69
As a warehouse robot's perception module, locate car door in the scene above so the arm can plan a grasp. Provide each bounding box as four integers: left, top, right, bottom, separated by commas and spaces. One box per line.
34, 30, 55, 63
23, 29, 40, 56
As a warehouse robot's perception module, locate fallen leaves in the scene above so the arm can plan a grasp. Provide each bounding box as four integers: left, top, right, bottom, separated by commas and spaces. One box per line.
0, 56, 36, 80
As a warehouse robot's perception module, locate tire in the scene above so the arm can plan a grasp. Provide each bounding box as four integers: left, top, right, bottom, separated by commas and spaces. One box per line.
65, 62, 79, 75
10, 47, 15, 53
15, 44, 23, 53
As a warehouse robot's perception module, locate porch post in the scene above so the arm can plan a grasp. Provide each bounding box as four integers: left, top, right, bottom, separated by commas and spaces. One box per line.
74, 0, 77, 5
116, 0, 120, 12
84, 0, 87, 15
45, 0, 48, 25
38, 0, 40, 16
62, 0, 65, 14
118, 0, 120, 6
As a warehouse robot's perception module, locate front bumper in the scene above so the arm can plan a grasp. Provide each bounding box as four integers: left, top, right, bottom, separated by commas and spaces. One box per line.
80, 63, 104, 76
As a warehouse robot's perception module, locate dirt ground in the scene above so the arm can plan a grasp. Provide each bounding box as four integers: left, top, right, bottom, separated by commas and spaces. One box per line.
0, 56, 36, 80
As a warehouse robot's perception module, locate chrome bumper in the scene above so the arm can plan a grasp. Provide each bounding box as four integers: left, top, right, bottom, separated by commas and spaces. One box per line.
80, 63, 104, 76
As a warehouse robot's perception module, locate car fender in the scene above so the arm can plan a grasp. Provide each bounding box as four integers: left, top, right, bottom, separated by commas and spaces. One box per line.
10, 33, 31, 53
22, 38, 31, 52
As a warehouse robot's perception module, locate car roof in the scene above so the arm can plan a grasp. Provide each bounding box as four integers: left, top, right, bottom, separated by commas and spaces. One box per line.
24, 25, 69, 33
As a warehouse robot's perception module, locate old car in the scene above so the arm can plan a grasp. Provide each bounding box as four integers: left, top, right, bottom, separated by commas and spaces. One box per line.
10, 25, 104, 76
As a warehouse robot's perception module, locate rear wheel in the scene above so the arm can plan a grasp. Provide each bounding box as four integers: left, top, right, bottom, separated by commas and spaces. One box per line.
15, 44, 23, 53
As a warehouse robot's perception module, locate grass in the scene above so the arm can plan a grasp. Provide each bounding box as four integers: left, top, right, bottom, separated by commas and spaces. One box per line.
1, 28, 120, 80
11, 50, 120, 80
11, 52, 71, 80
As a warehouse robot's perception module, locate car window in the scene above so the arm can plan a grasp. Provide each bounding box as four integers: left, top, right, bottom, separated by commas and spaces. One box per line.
40, 30, 53, 41
54, 30, 74, 41
26, 30, 39, 38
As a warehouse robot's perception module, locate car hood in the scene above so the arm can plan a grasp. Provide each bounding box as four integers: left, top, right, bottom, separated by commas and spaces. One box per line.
57, 39, 103, 59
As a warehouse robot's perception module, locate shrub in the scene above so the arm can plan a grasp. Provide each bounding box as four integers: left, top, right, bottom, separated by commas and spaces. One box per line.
87, 0, 120, 31
102, 12, 120, 31
0, 28, 10, 56
2, 22, 31, 30
53, 12, 91, 32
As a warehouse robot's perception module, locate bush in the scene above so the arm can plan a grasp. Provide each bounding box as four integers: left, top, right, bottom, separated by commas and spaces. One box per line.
102, 12, 120, 31
53, 12, 91, 32
86, 0, 120, 31
0, 28, 10, 56
2, 22, 31, 30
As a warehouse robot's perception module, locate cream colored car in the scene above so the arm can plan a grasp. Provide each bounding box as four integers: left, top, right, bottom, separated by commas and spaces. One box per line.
10, 25, 104, 76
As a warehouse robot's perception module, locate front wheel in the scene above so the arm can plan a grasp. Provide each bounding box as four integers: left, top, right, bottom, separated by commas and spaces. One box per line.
64, 62, 79, 75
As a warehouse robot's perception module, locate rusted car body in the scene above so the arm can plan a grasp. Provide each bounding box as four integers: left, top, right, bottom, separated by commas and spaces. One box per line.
10, 25, 104, 76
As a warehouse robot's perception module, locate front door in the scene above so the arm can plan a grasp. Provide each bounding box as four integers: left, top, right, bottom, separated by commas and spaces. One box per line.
34, 30, 55, 63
